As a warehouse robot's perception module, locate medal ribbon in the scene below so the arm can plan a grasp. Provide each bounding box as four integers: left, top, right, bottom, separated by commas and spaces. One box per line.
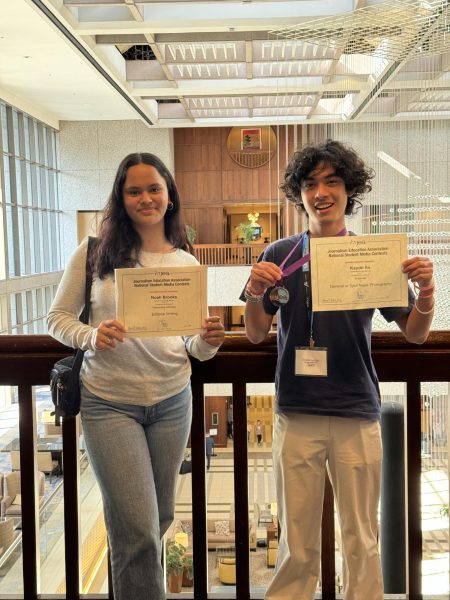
278, 227, 347, 281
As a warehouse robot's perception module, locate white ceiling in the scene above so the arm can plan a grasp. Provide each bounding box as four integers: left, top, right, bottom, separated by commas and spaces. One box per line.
0, 0, 449, 129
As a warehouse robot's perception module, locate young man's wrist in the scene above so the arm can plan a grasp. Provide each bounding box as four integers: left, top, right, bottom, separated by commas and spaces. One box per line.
244, 282, 266, 303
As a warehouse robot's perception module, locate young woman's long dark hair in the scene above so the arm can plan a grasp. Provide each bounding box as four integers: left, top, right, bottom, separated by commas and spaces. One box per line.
91, 153, 193, 278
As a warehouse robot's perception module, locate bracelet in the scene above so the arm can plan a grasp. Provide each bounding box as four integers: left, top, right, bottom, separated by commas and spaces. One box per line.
244, 283, 265, 303
413, 277, 435, 294
414, 298, 435, 315
418, 288, 435, 299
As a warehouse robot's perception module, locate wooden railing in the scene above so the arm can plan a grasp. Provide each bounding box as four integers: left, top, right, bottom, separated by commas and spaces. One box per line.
193, 243, 268, 266
0, 331, 449, 599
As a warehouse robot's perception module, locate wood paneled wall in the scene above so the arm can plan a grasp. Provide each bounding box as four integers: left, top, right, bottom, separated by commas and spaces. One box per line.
205, 396, 229, 448
175, 126, 302, 244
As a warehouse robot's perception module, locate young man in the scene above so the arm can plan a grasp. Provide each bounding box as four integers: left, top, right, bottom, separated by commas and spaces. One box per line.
243, 140, 434, 600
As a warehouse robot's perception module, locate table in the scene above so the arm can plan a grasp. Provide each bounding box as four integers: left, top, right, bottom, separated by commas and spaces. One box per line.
2, 436, 85, 453
1, 436, 86, 475
215, 543, 235, 565
256, 526, 267, 547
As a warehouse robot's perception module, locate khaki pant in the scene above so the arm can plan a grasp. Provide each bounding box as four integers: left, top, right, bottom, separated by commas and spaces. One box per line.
266, 413, 383, 600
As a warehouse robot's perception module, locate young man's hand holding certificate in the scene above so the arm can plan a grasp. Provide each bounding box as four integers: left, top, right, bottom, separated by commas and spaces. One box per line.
115, 265, 207, 336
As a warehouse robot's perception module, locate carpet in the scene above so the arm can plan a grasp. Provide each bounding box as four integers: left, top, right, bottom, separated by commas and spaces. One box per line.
206, 547, 274, 589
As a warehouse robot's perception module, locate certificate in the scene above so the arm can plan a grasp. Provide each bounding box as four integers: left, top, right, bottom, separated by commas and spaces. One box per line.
115, 265, 207, 337
310, 233, 408, 312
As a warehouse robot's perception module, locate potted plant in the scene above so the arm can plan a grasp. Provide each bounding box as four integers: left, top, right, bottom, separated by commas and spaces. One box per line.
186, 224, 197, 245
236, 222, 256, 243
166, 539, 185, 593
182, 553, 194, 587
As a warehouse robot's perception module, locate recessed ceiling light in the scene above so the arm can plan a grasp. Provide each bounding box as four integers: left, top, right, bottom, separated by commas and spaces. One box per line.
23, 55, 32, 59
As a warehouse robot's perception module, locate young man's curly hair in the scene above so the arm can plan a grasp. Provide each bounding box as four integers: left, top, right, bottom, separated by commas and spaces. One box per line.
281, 139, 375, 216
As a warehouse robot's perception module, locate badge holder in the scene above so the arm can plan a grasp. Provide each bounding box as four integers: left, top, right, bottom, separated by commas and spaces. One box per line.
295, 341, 328, 377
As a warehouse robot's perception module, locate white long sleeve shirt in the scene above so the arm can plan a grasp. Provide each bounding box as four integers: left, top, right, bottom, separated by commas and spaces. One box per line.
47, 238, 219, 405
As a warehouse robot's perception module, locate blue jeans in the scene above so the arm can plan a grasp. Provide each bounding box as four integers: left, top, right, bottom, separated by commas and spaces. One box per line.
80, 383, 192, 600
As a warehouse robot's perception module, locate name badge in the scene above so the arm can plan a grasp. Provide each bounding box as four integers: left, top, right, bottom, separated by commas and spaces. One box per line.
295, 347, 328, 377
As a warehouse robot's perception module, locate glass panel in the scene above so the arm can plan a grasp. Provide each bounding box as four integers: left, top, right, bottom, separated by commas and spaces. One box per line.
17, 207, 25, 276
11, 110, 19, 153
1, 104, 8, 153
421, 381, 449, 597
14, 160, 21, 205
0, 296, 7, 334
35, 384, 66, 595
23, 117, 30, 160
246, 382, 277, 595
19, 291, 26, 324
39, 166, 48, 210
36, 287, 43, 319
0, 385, 23, 597
6, 205, 15, 277
3, 156, 11, 203
33, 210, 41, 274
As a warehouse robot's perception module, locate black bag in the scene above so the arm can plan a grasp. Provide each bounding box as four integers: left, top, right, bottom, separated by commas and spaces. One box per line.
50, 238, 94, 423
50, 353, 84, 420
179, 459, 192, 475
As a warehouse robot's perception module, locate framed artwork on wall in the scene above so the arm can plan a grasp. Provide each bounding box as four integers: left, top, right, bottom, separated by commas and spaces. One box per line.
241, 128, 261, 151
227, 126, 276, 168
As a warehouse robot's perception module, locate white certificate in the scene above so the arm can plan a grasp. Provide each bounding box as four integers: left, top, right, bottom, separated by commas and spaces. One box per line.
115, 265, 207, 337
310, 233, 408, 312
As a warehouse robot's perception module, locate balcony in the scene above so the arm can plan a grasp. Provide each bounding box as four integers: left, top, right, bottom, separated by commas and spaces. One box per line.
0, 331, 449, 599
194, 244, 268, 266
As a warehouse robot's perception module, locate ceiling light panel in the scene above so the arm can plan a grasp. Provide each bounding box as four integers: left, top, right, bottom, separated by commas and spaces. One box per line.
253, 95, 316, 107
418, 90, 450, 102
168, 63, 246, 79
253, 107, 311, 116
254, 40, 337, 61
396, 110, 450, 117
190, 108, 249, 118
407, 101, 450, 111
161, 42, 245, 63
254, 60, 332, 77
186, 97, 248, 109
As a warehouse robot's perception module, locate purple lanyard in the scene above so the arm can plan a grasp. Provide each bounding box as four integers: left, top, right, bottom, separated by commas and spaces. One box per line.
278, 227, 347, 281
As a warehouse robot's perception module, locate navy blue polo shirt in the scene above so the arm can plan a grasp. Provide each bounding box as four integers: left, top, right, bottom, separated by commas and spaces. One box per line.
245, 233, 414, 421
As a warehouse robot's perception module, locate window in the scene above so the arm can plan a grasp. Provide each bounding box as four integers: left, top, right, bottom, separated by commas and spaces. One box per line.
0, 102, 61, 278
0, 101, 62, 334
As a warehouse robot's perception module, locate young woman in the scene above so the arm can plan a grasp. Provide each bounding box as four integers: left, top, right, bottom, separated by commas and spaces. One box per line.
48, 152, 224, 600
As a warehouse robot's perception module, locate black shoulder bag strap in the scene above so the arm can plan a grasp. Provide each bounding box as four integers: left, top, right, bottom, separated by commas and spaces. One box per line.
71, 236, 95, 371
56, 237, 95, 423
80, 236, 94, 325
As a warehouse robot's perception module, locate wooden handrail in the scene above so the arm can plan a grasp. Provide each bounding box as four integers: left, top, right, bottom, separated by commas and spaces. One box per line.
0, 331, 449, 599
